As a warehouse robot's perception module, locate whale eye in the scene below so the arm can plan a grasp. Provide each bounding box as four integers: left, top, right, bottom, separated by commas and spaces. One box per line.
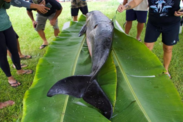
94, 24, 98, 29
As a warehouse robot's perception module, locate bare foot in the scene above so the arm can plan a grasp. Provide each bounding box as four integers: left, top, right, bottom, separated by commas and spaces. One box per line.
0, 100, 15, 109
17, 69, 33, 75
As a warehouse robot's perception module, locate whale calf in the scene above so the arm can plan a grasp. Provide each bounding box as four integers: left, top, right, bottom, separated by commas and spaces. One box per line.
47, 10, 114, 119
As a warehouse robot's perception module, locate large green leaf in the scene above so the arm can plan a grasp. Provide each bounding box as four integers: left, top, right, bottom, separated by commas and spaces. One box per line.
111, 19, 183, 121
22, 15, 117, 122
22, 14, 183, 122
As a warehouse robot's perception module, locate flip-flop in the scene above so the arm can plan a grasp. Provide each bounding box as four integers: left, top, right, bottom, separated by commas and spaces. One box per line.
17, 70, 33, 75
20, 55, 32, 60
40, 45, 48, 49
164, 72, 171, 79
8, 81, 21, 88
13, 64, 27, 69
138, 39, 142, 42
0, 100, 15, 109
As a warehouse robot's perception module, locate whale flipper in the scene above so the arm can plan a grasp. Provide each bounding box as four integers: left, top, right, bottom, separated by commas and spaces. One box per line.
79, 23, 87, 37
47, 76, 113, 119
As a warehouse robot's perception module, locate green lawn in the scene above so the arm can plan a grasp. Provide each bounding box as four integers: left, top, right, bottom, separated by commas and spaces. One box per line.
0, 1, 183, 121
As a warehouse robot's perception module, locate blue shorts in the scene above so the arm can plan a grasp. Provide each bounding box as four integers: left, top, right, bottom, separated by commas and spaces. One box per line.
126, 9, 147, 23
144, 21, 180, 46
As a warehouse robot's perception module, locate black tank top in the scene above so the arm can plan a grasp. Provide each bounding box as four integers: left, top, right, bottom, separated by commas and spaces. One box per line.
148, 0, 180, 26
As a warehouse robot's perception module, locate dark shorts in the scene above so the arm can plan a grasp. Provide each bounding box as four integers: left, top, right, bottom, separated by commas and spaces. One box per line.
126, 9, 147, 23
71, 6, 88, 16
144, 21, 180, 46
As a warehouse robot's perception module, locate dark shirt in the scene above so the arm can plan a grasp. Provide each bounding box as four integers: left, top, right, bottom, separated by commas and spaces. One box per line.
148, 0, 180, 27
27, 0, 62, 17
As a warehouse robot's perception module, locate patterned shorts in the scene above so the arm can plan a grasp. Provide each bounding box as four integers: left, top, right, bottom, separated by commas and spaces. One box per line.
71, 0, 87, 8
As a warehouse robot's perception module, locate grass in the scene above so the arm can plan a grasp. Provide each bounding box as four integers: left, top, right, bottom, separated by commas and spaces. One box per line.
0, 1, 183, 121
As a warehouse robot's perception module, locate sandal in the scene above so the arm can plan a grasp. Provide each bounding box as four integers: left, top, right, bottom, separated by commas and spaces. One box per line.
20, 55, 32, 60
40, 45, 48, 49
13, 64, 27, 69
8, 81, 21, 88
0, 100, 15, 109
17, 70, 33, 75
138, 39, 142, 42
164, 72, 171, 79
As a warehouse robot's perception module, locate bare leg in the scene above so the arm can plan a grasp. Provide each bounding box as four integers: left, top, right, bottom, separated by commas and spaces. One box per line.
7, 39, 20, 57
163, 44, 173, 72
7, 39, 31, 59
7, 50, 11, 57
0, 100, 15, 109
16, 39, 31, 58
16, 38, 22, 56
144, 42, 155, 51
136, 22, 144, 40
54, 29, 60, 37
73, 16, 78, 21
37, 30, 48, 49
125, 21, 132, 34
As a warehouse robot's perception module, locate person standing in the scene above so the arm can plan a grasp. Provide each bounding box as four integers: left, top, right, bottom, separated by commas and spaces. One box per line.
0, 0, 33, 87
117, 0, 183, 78
71, 0, 88, 21
123, 0, 148, 41
27, 0, 62, 49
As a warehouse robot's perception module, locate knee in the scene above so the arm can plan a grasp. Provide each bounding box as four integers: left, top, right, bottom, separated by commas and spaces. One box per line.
163, 47, 173, 53
145, 43, 153, 50
126, 21, 132, 24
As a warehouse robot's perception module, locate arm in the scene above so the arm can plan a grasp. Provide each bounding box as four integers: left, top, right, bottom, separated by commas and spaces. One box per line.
11, 0, 49, 14
174, 11, 183, 17
49, 1, 62, 26
30, 4, 49, 14
123, 0, 128, 5
27, 10, 37, 28
50, 8, 62, 26
117, 0, 143, 13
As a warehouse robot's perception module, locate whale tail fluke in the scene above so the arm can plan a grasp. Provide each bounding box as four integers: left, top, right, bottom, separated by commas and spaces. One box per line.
83, 79, 113, 119
47, 75, 91, 98
47, 75, 113, 119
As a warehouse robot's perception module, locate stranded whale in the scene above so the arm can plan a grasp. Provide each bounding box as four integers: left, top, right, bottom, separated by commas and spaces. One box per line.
47, 10, 114, 119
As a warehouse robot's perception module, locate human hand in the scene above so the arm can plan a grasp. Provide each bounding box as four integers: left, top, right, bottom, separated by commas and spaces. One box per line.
36, 4, 49, 14
32, 21, 37, 28
3, 0, 11, 2
117, 4, 125, 13
174, 10, 183, 17
50, 19, 56, 26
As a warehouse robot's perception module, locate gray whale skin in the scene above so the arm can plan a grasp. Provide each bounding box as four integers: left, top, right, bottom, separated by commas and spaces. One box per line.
47, 10, 114, 119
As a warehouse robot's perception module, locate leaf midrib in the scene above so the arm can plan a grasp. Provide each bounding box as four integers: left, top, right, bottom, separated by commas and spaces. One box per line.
60, 35, 86, 122
112, 50, 151, 122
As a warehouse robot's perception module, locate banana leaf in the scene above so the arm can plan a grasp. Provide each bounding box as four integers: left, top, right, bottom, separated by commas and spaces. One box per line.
22, 15, 117, 122
111, 19, 183, 121
22, 14, 183, 122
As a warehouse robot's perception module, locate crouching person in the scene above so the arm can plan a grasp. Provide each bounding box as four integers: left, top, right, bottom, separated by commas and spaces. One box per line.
27, 0, 62, 49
